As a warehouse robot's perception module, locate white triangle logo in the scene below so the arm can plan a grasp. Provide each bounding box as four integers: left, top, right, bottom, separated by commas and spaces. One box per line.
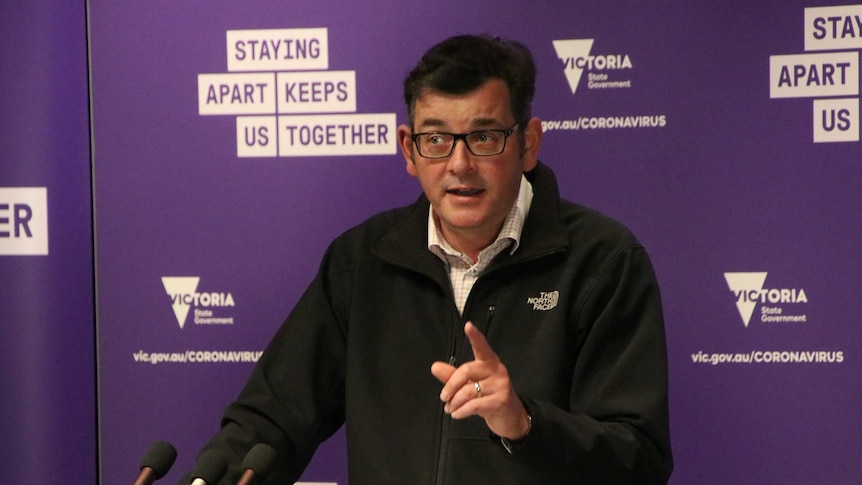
723, 272, 768, 328
161, 276, 200, 328
552, 39, 594, 94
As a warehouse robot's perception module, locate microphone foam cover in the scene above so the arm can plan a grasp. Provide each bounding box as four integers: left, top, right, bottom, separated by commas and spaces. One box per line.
191, 449, 229, 483
240, 443, 278, 480
139, 440, 177, 478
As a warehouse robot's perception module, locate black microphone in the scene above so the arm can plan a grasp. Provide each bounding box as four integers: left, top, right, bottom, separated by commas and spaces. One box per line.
189, 450, 229, 485
236, 443, 277, 485
132, 440, 177, 485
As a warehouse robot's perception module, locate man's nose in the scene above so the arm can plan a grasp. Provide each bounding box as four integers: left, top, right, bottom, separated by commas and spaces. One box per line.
446, 139, 475, 174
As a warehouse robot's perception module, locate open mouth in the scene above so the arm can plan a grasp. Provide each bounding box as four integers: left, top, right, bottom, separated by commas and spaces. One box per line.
447, 188, 484, 197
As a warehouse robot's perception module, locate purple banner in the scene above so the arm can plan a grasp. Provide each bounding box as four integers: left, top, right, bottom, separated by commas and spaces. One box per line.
0, 1, 95, 483
89, 1, 862, 484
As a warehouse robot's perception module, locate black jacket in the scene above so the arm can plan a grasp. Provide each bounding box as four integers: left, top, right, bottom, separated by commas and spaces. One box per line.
195, 162, 672, 484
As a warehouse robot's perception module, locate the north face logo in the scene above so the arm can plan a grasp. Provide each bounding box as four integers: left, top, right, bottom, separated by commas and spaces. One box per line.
527, 291, 559, 311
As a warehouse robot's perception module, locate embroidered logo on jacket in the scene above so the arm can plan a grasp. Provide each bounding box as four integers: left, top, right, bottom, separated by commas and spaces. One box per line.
527, 291, 559, 311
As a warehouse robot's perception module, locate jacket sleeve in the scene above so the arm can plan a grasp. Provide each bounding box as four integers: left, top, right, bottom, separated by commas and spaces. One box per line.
183, 245, 349, 485
517, 246, 672, 484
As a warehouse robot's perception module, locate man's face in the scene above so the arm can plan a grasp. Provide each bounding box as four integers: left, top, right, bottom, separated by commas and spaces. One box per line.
397, 79, 541, 251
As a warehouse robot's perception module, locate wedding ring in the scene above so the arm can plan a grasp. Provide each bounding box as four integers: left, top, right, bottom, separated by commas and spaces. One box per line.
474, 380, 482, 397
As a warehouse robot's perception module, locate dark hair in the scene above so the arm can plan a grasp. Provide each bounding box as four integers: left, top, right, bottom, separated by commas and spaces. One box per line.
403, 34, 536, 128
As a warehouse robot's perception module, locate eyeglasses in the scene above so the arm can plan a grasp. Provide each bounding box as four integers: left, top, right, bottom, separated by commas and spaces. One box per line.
411, 124, 519, 159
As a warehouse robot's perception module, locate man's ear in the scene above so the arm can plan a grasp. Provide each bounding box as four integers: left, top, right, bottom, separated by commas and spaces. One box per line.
397, 124, 418, 177
520, 117, 543, 172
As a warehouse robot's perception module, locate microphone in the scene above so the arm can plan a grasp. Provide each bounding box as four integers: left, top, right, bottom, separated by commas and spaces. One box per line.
236, 443, 277, 485
132, 440, 177, 485
189, 450, 229, 485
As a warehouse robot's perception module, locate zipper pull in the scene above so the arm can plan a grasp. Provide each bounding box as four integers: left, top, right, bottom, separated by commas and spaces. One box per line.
483, 304, 496, 333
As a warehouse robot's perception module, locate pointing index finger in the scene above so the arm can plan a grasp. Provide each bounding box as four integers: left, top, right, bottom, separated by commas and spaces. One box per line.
465, 321, 497, 362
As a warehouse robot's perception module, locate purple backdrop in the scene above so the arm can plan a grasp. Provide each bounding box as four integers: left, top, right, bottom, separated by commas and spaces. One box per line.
0, 1, 95, 483
86, 1, 862, 484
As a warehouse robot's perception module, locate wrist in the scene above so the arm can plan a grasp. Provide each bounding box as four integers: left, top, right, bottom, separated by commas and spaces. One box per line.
500, 413, 531, 454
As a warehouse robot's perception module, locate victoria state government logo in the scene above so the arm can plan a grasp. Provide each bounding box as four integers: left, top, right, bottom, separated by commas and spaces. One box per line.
723, 272, 809, 327
552, 38, 633, 94
161, 276, 236, 328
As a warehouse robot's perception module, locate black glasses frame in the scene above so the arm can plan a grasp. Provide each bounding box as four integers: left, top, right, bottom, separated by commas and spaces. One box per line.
411, 124, 519, 159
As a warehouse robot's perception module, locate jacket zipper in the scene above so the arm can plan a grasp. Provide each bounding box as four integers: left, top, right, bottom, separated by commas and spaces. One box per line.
434, 307, 461, 484
434, 303, 496, 484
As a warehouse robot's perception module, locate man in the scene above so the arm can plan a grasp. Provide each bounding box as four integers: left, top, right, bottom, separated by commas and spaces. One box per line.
188, 34, 672, 484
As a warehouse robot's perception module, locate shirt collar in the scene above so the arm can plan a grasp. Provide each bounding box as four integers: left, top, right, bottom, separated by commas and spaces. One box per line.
427, 174, 534, 257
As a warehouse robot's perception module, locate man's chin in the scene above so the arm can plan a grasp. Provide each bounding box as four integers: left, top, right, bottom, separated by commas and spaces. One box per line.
438, 214, 500, 237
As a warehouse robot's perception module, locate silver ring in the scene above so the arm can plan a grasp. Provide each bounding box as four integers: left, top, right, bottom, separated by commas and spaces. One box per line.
474, 381, 482, 397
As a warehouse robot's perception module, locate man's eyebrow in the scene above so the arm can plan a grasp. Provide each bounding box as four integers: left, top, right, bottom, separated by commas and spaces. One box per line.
416, 117, 504, 131
416, 118, 446, 130
470, 118, 501, 128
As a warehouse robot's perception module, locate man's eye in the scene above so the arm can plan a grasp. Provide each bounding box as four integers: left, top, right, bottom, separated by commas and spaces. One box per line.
473, 132, 499, 144
427, 135, 446, 145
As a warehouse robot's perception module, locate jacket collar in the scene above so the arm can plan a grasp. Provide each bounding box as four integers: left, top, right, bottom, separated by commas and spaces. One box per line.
373, 161, 569, 279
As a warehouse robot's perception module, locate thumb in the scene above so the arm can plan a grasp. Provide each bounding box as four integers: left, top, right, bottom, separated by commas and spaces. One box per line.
430, 361, 457, 384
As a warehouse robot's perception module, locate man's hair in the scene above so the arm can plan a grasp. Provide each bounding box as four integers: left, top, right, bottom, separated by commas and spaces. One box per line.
403, 34, 536, 128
